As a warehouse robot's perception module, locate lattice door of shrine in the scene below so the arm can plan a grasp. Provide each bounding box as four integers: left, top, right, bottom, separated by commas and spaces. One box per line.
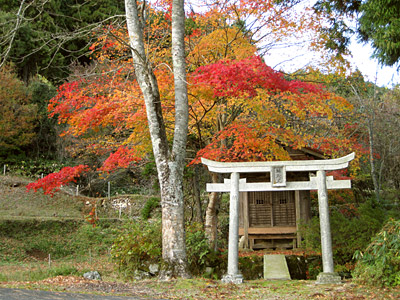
248, 191, 296, 227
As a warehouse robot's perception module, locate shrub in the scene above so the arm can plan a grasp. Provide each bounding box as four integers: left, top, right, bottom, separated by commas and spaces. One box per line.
238, 255, 263, 279
1, 158, 67, 178
300, 200, 387, 268
185, 222, 227, 276
352, 219, 400, 287
141, 197, 160, 220
111, 220, 162, 279
185, 223, 210, 274
111, 221, 227, 278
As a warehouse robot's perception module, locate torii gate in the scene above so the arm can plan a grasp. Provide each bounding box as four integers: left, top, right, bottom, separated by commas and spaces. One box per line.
201, 152, 355, 284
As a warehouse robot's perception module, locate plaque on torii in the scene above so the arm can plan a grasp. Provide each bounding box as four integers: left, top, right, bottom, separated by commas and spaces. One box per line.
201, 152, 355, 284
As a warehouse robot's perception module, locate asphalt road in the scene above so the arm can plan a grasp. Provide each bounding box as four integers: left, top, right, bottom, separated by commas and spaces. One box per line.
0, 288, 149, 300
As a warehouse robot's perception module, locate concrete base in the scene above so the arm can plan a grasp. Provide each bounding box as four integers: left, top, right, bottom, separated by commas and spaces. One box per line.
315, 272, 342, 284
264, 255, 291, 280
222, 274, 244, 284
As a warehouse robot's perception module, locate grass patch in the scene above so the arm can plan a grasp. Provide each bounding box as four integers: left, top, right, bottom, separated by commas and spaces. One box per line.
0, 264, 79, 282
0, 175, 84, 219
0, 256, 117, 283
0, 219, 120, 262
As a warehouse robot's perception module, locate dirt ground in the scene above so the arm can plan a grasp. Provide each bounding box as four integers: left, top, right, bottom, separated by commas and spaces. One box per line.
1, 276, 400, 300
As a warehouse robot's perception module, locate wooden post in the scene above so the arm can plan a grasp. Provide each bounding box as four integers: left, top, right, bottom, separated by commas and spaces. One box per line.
295, 190, 301, 248
222, 172, 243, 284
243, 192, 249, 249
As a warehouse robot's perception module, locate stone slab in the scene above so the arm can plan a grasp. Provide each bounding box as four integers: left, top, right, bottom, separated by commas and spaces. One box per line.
264, 254, 291, 280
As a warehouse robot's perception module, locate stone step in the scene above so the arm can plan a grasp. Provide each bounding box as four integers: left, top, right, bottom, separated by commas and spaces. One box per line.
263, 254, 291, 280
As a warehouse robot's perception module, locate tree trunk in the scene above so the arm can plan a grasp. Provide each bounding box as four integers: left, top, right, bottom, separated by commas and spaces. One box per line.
205, 172, 220, 251
204, 110, 227, 250
367, 119, 380, 202
125, 0, 190, 279
193, 164, 203, 223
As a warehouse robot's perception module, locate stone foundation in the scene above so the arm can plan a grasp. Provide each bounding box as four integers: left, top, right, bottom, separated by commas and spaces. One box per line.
222, 274, 244, 284
316, 272, 342, 284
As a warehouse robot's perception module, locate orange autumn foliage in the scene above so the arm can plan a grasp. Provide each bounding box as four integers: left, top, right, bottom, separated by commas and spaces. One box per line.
39, 0, 361, 185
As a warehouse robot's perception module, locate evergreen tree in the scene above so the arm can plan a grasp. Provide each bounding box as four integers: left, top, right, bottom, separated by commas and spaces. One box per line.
0, 0, 125, 83
313, 0, 400, 66
359, 0, 400, 66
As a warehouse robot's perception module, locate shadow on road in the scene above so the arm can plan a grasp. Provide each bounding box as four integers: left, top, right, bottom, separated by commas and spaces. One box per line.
0, 288, 147, 300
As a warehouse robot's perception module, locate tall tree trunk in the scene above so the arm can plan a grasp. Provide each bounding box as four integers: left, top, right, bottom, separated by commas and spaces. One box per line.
205, 172, 220, 251
125, 0, 190, 279
367, 118, 380, 202
193, 164, 204, 223
204, 110, 227, 249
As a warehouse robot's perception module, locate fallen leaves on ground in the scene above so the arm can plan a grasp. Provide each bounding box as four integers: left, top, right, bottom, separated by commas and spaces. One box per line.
1, 276, 400, 300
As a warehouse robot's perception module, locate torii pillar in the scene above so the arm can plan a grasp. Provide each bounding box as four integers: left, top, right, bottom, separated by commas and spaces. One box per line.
202, 153, 355, 285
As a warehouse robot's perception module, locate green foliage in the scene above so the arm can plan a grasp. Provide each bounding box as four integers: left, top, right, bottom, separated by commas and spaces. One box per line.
111, 220, 228, 278
0, 264, 79, 282
1, 158, 66, 177
0, 0, 125, 83
73, 223, 118, 255
141, 159, 159, 192
238, 255, 263, 280
359, 0, 400, 66
0, 66, 37, 157
185, 222, 215, 276
0, 219, 118, 262
300, 200, 387, 266
111, 220, 162, 279
0, 67, 60, 161
141, 197, 160, 220
27, 76, 58, 159
305, 256, 323, 280
353, 219, 400, 287
313, 0, 400, 66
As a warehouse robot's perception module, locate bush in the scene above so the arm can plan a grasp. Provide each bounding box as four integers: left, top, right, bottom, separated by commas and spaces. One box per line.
185, 222, 227, 276
111, 220, 162, 279
238, 255, 263, 279
185, 223, 210, 274
141, 197, 160, 220
111, 221, 227, 278
352, 218, 400, 287
1, 158, 67, 178
300, 200, 387, 269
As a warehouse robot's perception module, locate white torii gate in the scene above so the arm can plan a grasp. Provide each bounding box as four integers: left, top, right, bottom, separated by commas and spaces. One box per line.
201, 152, 355, 284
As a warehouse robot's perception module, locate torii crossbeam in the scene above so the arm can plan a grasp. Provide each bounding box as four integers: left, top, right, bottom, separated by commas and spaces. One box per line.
201, 153, 355, 284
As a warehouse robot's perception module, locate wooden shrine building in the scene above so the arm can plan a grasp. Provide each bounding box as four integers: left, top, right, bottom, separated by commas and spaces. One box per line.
240, 148, 325, 249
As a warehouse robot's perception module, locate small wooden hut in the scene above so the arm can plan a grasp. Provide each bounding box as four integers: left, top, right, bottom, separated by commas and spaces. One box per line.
238, 147, 324, 250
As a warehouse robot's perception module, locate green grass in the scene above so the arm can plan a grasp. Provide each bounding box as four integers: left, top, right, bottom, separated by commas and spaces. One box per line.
0, 175, 84, 219
0, 219, 120, 262
0, 218, 120, 284
0, 175, 153, 220
0, 263, 79, 282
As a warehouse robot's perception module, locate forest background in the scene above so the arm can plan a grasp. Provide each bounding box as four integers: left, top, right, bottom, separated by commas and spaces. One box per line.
1, 0, 400, 287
